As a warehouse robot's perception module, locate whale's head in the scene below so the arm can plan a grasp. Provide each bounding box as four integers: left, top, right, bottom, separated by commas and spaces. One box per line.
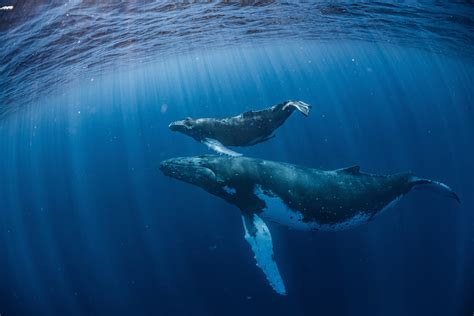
160, 155, 260, 210
159, 156, 222, 190
169, 117, 199, 137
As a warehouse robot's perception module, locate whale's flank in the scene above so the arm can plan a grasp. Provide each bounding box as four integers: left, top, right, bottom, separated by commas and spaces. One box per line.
168, 100, 312, 156
159, 156, 459, 294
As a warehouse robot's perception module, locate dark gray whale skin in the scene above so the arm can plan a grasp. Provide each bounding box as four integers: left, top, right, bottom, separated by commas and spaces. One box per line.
160, 155, 459, 294
160, 156, 460, 229
168, 100, 309, 147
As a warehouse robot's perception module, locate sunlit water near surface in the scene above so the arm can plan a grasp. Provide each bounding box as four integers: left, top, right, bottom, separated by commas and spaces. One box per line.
1, 1, 473, 114
1, 2, 474, 316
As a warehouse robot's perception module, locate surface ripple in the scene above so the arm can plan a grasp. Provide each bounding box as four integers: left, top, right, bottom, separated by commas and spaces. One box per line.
0, 1, 473, 117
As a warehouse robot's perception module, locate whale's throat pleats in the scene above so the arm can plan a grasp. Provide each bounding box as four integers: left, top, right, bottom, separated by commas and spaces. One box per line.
241, 213, 286, 295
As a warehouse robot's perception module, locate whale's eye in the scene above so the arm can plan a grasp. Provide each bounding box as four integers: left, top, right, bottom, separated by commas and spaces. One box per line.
184, 117, 193, 126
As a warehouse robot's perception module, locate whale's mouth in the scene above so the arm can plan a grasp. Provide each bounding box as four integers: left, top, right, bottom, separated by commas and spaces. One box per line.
160, 158, 198, 176
159, 157, 218, 186
169, 118, 193, 132
168, 121, 183, 131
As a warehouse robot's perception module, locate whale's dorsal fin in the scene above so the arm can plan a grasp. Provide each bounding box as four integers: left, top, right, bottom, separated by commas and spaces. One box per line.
201, 138, 242, 157
241, 213, 286, 295
336, 165, 360, 174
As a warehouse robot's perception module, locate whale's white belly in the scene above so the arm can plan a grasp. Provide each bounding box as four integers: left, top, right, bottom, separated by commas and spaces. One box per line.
255, 185, 376, 232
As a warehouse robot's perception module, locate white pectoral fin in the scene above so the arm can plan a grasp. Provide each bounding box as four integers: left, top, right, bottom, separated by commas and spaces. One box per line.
202, 138, 242, 157
241, 213, 286, 295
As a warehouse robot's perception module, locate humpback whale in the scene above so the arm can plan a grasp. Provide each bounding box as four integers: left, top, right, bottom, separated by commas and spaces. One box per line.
168, 100, 311, 156
159, 155, 459, 295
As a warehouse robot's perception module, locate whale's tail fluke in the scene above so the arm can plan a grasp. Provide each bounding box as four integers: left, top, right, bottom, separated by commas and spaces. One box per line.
282, 100, 312, 117
410, 176, 460, 203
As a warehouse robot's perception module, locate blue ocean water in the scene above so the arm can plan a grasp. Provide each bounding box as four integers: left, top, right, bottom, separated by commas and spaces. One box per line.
1, 2, 474, 316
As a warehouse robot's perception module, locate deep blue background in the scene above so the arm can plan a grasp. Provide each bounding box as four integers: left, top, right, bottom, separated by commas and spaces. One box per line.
0, 41, 473, 315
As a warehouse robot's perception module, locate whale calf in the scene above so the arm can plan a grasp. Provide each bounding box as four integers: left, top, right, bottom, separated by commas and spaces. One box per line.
168, 100, 311, 156
159, 155, 459, 295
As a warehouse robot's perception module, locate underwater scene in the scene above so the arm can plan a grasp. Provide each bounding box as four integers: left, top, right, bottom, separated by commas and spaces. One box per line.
1, 1, 473, 315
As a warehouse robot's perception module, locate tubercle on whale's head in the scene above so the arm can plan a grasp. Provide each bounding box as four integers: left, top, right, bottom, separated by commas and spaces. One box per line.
168, 117, 194, 133
159, 156, 221, 189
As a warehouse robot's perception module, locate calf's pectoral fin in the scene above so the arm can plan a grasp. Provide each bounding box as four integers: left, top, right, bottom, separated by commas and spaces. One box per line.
201, 138, 242, 157
241, 213, 286, 295
282, 100, 312, 117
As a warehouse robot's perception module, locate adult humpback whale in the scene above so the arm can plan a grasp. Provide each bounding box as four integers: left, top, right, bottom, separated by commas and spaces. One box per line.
168, 100, 311, 156
159, 156, 459, 295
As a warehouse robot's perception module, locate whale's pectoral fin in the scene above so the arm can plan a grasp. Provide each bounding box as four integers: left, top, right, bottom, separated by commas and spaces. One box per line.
241, 213, 286, 295
201, 138, 242, 157
282, 100, 312, 117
